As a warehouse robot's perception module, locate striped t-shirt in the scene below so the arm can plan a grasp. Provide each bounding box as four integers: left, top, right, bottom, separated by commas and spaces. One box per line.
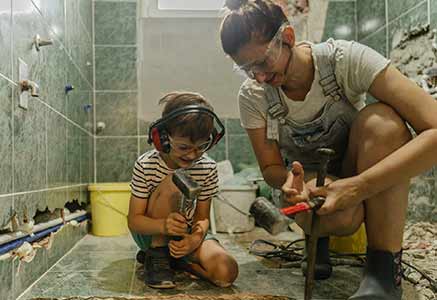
130, 150, 218, 201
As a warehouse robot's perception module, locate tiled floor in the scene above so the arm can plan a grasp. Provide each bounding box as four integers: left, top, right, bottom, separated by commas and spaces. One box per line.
17, 228, 419, 300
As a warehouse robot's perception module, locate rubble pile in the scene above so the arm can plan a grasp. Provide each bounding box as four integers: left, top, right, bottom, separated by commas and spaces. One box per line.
403, 222, 437, 300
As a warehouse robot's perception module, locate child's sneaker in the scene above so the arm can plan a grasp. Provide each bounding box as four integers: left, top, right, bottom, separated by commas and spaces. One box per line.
144, 247, 176, 289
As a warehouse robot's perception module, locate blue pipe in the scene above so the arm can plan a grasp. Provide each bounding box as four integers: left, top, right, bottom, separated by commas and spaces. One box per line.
0, 214, 88, 255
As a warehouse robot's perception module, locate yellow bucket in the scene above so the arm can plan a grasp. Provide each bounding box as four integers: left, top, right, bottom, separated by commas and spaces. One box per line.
88, 183, 130, 236
329, 223, 367, 254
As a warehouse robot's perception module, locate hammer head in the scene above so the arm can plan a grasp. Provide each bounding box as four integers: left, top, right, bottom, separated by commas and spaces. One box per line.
172, 169, 201, 199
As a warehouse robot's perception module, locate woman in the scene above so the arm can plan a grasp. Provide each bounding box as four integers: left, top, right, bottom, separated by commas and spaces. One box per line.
219, 0, 437, 299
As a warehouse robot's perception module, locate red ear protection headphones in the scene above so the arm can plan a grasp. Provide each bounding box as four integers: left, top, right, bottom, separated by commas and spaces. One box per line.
147, 105, 225, 153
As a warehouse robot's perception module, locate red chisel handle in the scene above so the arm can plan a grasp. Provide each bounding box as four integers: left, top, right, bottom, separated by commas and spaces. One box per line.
281, 202, 311, 216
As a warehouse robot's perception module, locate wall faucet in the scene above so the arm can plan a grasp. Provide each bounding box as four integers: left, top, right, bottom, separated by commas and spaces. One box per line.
19, 80, 40, 97
33, 34, 53, 51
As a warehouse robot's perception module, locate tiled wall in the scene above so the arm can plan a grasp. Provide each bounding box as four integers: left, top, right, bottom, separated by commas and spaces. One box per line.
0, 0, 93, 299
93, 0, 257, 181
355, 0, 437, 222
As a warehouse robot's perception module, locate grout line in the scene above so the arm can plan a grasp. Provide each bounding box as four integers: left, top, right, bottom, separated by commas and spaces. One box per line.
385, 0, 389, 58
45, 102, 49, 191
0, 72, 16, 86
0, 184, 88, 199
359, 25, 387, 44
33, 97, 93, 137
387, 0, 427, 24
136, 0, 141, 159
10, 0, 15, 212
354, 0, 358, 41
92, 0, 98, 184
428, 0, 431, 25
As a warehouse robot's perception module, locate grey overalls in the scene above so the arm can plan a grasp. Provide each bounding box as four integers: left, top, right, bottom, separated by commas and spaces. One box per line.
265, 41, 359, 176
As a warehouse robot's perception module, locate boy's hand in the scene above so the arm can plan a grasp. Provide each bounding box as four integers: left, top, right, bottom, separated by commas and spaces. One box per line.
281, 161, 310, 205
164, 212, 188, 236
168, 233, 203, 259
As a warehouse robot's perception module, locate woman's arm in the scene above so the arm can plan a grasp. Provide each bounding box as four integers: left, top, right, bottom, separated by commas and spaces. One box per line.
246, 127, 288, 189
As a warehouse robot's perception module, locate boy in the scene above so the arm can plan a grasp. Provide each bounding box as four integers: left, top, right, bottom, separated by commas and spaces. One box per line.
128, 91, 239, 289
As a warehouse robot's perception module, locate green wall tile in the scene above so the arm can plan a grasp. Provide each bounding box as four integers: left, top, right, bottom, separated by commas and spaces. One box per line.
357, 0, 386, 41
387, 0, 424, 22
96, 137, 138, 182
79, 0, 93, 38
387, 1, 428, 53
322, 1, 356, 41
0, 196, 13, 230
14, 191, 47, 224
226, 118, 245, 134
228, 135, 257, 173
0, 79, 13, 195
0, 256, 13, 300
140, 137, 153, 154
14, 99, 47, 192
0, 1, 12, 78
47, 110, 67, 188
67, 123, 81, 185
31, 0, 66, 43
431, 0, 437, 28
95, 46, 137, 90
81, 132, 93, 184
96, 92, 138, 136
95, 1, 137, 45
360, 27, 387, 58
206, 137, 226, 163
46, 188, 67, 212
46, 222, 79, 267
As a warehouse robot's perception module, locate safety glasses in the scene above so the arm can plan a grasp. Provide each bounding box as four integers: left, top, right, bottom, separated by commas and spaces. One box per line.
233, 22, 290, 79
168, 136, 213, 155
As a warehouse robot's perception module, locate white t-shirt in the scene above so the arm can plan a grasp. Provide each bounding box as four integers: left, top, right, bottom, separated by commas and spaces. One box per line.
238, 39, 390, 128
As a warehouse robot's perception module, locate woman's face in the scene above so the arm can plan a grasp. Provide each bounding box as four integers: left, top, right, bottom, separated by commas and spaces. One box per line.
232, 26, 292, 86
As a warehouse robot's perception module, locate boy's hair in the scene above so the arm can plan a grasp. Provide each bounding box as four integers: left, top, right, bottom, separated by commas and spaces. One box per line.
159, 91, 215, 142
220, 0, 288, 56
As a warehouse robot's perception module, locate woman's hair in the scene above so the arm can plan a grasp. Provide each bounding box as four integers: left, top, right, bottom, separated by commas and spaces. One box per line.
220, 0, 288, 56
159, 91, 215, 142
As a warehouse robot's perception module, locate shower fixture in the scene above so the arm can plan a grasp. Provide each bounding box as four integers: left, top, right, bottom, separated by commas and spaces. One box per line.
19, 80, 40, 97
33, 34, 53, 51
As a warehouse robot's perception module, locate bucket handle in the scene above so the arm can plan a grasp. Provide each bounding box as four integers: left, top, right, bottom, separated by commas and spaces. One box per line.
94, 189, 128, 218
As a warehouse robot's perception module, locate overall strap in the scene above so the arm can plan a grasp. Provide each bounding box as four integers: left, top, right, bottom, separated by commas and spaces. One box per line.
311, 41, 346, 102
265, 85, 288, 141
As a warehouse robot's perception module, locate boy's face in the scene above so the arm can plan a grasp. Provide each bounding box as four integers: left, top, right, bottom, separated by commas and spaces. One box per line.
166, 134, 212, 168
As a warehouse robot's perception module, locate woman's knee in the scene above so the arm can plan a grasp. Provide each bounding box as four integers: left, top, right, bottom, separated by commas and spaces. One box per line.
351, 103, 412, 170
209, 254, 239, 287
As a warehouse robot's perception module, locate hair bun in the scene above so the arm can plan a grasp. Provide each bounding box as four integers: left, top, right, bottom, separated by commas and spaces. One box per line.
224, 0, 248, 10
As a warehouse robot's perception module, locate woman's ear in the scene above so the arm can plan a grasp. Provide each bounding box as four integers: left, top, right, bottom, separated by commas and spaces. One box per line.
282, 25, 295, 48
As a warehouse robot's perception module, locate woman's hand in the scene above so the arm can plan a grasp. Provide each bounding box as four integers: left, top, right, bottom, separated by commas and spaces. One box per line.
281, 161, 310, 204
164, 212, 188, 236
168, 233, 203, 258
310, 175, 369, 215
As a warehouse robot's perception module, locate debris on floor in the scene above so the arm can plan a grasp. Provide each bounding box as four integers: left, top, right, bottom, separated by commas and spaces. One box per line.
29, 295, 294, 300
402, 222, 437, 300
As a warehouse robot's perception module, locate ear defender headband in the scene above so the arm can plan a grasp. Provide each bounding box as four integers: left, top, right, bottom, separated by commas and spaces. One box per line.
147, 105, 225, 153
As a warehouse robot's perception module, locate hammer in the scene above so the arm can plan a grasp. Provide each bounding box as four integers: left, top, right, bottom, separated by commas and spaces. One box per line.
172, 169, 202, 239
305, 148, 335, 300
